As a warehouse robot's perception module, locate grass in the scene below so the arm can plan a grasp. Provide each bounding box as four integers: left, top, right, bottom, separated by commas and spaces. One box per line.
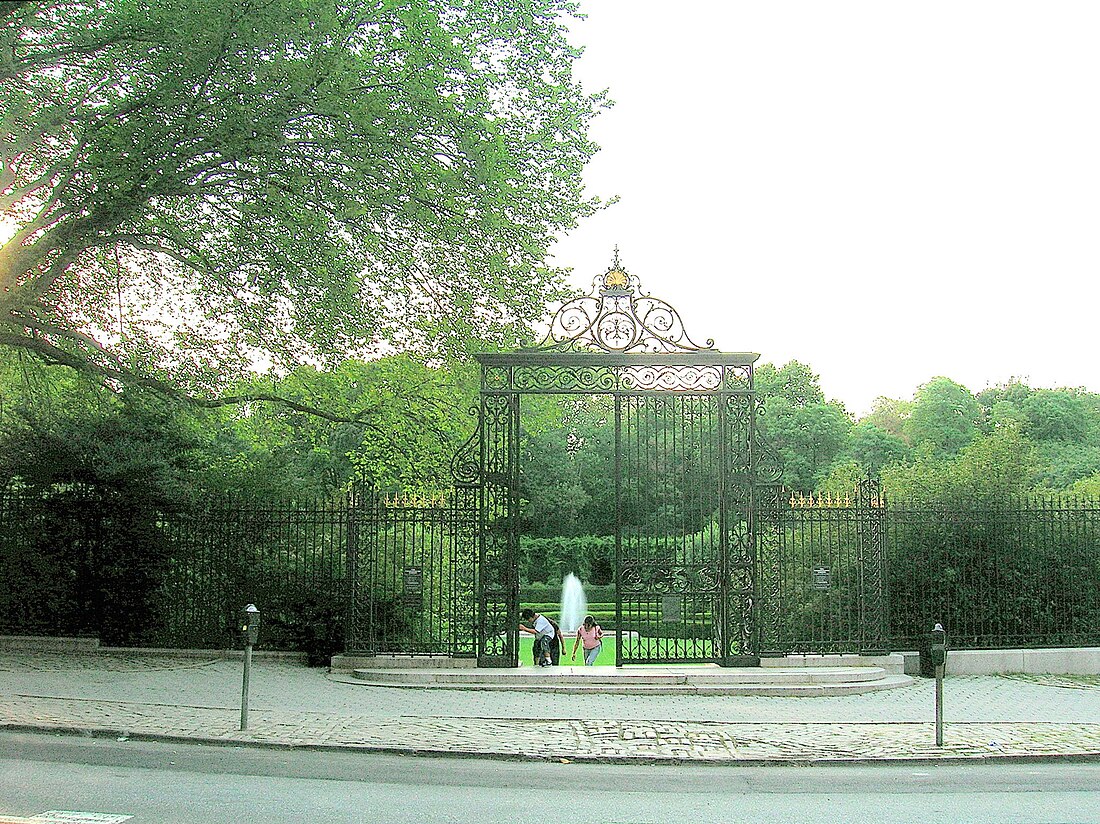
517, 634, 615, 667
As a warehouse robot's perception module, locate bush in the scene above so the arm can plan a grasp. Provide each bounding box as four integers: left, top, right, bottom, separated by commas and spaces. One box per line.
520, 582, 614, 604
519, 536, 615, 585
263, 586, 345, 666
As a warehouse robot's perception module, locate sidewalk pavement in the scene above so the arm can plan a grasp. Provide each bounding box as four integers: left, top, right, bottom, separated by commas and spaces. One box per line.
2, 650, 1100, 764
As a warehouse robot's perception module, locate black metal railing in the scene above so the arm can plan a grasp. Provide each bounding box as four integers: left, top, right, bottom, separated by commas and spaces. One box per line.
886, 497, 1100, 651
3, 485, 1100, 656
158, 495, 349, 655
346, 488, 476, 657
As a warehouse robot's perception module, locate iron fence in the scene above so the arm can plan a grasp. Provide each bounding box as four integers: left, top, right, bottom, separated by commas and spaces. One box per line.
760, 488, 887, 655
886, 497, 1100, 651
3, 485, 1100, 656
346, 488, 477, 657
158, 495, 349, 655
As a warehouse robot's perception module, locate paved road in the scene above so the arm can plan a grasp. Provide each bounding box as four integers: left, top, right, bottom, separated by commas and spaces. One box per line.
3, 733, 1100, 823
2, 651, 1100, 762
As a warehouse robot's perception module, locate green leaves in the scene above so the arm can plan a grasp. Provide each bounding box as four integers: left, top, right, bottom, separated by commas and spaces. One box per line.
904, 377, 981, 456
1, 0, 604, 400
756, 361, 851, 492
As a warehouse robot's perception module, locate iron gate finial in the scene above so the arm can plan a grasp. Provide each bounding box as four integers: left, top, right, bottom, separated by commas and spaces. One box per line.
533, 249, 716, 353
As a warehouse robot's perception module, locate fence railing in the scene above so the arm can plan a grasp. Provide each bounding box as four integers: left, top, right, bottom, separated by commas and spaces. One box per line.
346, 488, 477, 657
885, 497, 1100, 651
158, 496, 349, 656
761, 492, 882, 655
2, 486, 1100, 656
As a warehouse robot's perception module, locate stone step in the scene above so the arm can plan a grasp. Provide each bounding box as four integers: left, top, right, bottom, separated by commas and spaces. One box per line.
348, 665, 912, 695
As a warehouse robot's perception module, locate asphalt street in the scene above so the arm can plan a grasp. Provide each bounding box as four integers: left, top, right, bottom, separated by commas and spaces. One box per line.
3, 732, 1100, 824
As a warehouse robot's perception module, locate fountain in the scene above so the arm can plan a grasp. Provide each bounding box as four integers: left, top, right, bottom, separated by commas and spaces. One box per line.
559, 572, 587, 634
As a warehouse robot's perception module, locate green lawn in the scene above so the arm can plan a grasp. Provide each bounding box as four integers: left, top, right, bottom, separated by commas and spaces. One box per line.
517, 635, 615, 667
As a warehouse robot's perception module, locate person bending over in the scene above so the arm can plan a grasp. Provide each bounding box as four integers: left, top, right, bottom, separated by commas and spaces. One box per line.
519, 608, 556, 666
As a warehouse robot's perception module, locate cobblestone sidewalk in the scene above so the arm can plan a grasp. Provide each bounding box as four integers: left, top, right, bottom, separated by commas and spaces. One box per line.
3, 652, 1100, 763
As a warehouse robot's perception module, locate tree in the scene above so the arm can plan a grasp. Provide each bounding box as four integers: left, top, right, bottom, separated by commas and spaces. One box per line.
755, 360, 825, 408
904, 377, 980, 456
883, 427, 1036, 501
1020, 389, 1091, 442
217, 356, 479, 496
756, 361, 851, 491
0, 0, 606, 408
518, 394, 615, 537
1069, 472, 1100, 497
0, 357, 217, 643
842, 420, 910, 477
977, 382, 1100, 489
0, 346, 207, 497
861, 396, 911, 441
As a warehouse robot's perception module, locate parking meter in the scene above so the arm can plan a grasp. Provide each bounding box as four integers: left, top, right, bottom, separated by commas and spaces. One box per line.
931, 622, 946, 746
242, 603, 260, 646
931, 623, 947, 668
240, 604, 259, 730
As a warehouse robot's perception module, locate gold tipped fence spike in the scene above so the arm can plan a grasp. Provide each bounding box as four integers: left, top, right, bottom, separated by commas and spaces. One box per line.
785, 488, 884, 509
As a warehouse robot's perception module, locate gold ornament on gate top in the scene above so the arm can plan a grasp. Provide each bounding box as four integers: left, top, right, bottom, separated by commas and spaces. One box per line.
533, 246, 716, 354
602, 267, 629, 291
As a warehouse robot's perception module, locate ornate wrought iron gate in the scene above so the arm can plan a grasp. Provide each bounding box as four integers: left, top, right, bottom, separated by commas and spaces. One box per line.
343, 254, 888, 665
614, 390, 758, 664
466, 254, 770, 666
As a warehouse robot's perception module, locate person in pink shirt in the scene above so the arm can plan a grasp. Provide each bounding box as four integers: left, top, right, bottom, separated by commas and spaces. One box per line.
570, 614, 603, 666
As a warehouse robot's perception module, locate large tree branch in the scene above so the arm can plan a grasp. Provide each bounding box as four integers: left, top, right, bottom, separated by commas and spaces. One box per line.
6, 311, 114, 356
0, 22, 153, 83
0, 332, 393, 425
91, 234, 212, 274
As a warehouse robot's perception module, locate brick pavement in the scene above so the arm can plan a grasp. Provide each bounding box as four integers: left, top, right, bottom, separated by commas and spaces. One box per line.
2, 652, 1099, 763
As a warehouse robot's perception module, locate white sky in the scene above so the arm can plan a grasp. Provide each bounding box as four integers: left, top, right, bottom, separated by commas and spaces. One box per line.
549, 1, 1100, 417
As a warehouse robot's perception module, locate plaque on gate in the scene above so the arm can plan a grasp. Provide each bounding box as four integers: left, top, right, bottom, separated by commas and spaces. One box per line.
661, 594, 681, 623
812, 566, 830, 590
403, 566, 423, 606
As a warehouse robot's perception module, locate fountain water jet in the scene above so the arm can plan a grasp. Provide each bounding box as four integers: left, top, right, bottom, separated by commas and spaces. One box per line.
559, 573, 587, 634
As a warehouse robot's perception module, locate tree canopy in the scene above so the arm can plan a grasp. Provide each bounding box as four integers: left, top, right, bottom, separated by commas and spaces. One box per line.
0, 345, 478, 499
0, 0, 606, 406
903, 377, 982, 456
755, 361, 850, 491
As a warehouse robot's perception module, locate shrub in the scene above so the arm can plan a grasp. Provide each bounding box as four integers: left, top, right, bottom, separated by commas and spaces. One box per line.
519, 536, 615, 585
263, 585, 346, 666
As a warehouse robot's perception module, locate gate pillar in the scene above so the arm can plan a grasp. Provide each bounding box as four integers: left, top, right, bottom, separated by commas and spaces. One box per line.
476, 390, 520, 667
857, 478, 889, 655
